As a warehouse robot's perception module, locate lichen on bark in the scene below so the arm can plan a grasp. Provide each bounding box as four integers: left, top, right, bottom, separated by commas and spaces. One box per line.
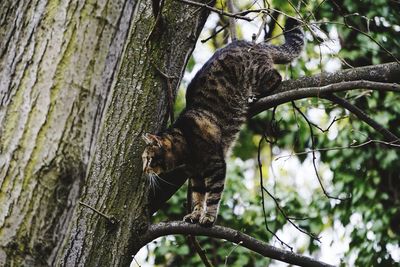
58, 0, 212, 266
0, 0, 134, 265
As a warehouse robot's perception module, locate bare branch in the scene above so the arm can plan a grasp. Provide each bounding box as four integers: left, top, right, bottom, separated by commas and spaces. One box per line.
176, 0, 301, 23
177, 0, 252, 21
201, 24, 229, 43
224, 241, 242, 266
257, 138, 294, 250
187, 235, 214, 267
79, 201, 119, 225
137, 221, 335, 267
310, 116, 346, 133
132, 255, 141, 267
275, 138, 400, 161
331, 2, 400, 64
292, 102, 350, 201
322, 94, 400, 143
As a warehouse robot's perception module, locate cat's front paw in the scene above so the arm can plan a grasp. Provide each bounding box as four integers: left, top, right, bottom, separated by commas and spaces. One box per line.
183, 211, 202, 224
199, 213, 216, 227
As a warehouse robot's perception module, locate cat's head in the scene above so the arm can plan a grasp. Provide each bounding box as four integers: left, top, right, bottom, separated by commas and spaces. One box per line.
141, 133, 174, 175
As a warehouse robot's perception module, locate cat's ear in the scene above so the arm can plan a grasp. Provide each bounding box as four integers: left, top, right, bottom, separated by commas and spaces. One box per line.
142, 133, 162, 147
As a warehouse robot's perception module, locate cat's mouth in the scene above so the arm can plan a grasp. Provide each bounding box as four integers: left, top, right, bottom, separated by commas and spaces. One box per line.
144, 166, 161, 175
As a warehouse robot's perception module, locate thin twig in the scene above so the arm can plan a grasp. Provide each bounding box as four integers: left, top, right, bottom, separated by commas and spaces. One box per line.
264, 10, 279, 40
201, 24, 229, 43
188, 235, 214, 267
292, 102, 350, 201
309, 116, 346, 133
261, 185, 321, 240
259, 131, 321, 240
177, 0, 252, 21
79, 201, 119, 225
224, 241, 243, 266
177, 0, 300, 22
235, 8, 297, 20
275, 138, 400, 161
254, 11, 268, 42
257, 137, 293, 251
132, 255, 142, 267
328, 0, 400, 64
304, 0, 327, 21
323, 94, 400, 143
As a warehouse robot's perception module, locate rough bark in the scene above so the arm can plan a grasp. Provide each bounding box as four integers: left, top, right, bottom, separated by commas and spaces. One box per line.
57, 0, 211, 266
0, 0, 133, 265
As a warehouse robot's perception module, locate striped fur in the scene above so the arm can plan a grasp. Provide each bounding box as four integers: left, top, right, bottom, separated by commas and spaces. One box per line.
142, 18, 304, 226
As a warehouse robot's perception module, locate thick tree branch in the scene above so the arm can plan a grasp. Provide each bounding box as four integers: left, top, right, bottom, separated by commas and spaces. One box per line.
136, 221, 335, 267
250, 62, 400, 116
277, 62, 400, 92
250, 80, 400, 116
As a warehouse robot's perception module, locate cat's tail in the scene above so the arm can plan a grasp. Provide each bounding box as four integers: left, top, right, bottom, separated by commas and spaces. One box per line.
269, 18, 304, 64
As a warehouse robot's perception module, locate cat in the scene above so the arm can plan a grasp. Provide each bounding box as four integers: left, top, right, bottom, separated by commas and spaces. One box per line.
142, 18, 304, 226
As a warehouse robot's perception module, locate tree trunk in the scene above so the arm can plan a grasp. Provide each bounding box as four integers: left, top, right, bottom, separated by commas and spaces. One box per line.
58, 1, 210, 266
0, 0, 210, 266
0, 1, 211, 266
0, 0, 133, 265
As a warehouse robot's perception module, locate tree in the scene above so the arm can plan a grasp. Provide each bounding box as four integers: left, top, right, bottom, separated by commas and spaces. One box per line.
0, 0, 209, 265
0, 0, 399, 267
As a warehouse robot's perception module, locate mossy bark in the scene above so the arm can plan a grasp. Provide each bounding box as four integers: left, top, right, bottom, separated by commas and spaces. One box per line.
0, 0, 135, 265
1, 0, 130, 265
58, 0, 211, 265
1, 0, 209, 265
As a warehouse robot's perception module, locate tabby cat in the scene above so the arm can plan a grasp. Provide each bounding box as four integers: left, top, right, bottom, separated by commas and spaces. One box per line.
142, 18, 304, 226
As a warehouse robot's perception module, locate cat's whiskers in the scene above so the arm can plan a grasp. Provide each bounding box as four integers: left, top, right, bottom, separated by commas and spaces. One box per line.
147, 173, 157, 192
152, 172, 177, 186
149, 172, 162, 190
147, 173, 153, 190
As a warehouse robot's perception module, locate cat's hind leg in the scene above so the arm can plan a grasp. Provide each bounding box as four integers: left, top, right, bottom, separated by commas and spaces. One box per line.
183, 177, 205, 223
199, 158, 226, 227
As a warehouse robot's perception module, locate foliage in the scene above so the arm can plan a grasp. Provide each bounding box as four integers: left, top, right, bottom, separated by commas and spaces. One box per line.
147, 0, 400, 266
